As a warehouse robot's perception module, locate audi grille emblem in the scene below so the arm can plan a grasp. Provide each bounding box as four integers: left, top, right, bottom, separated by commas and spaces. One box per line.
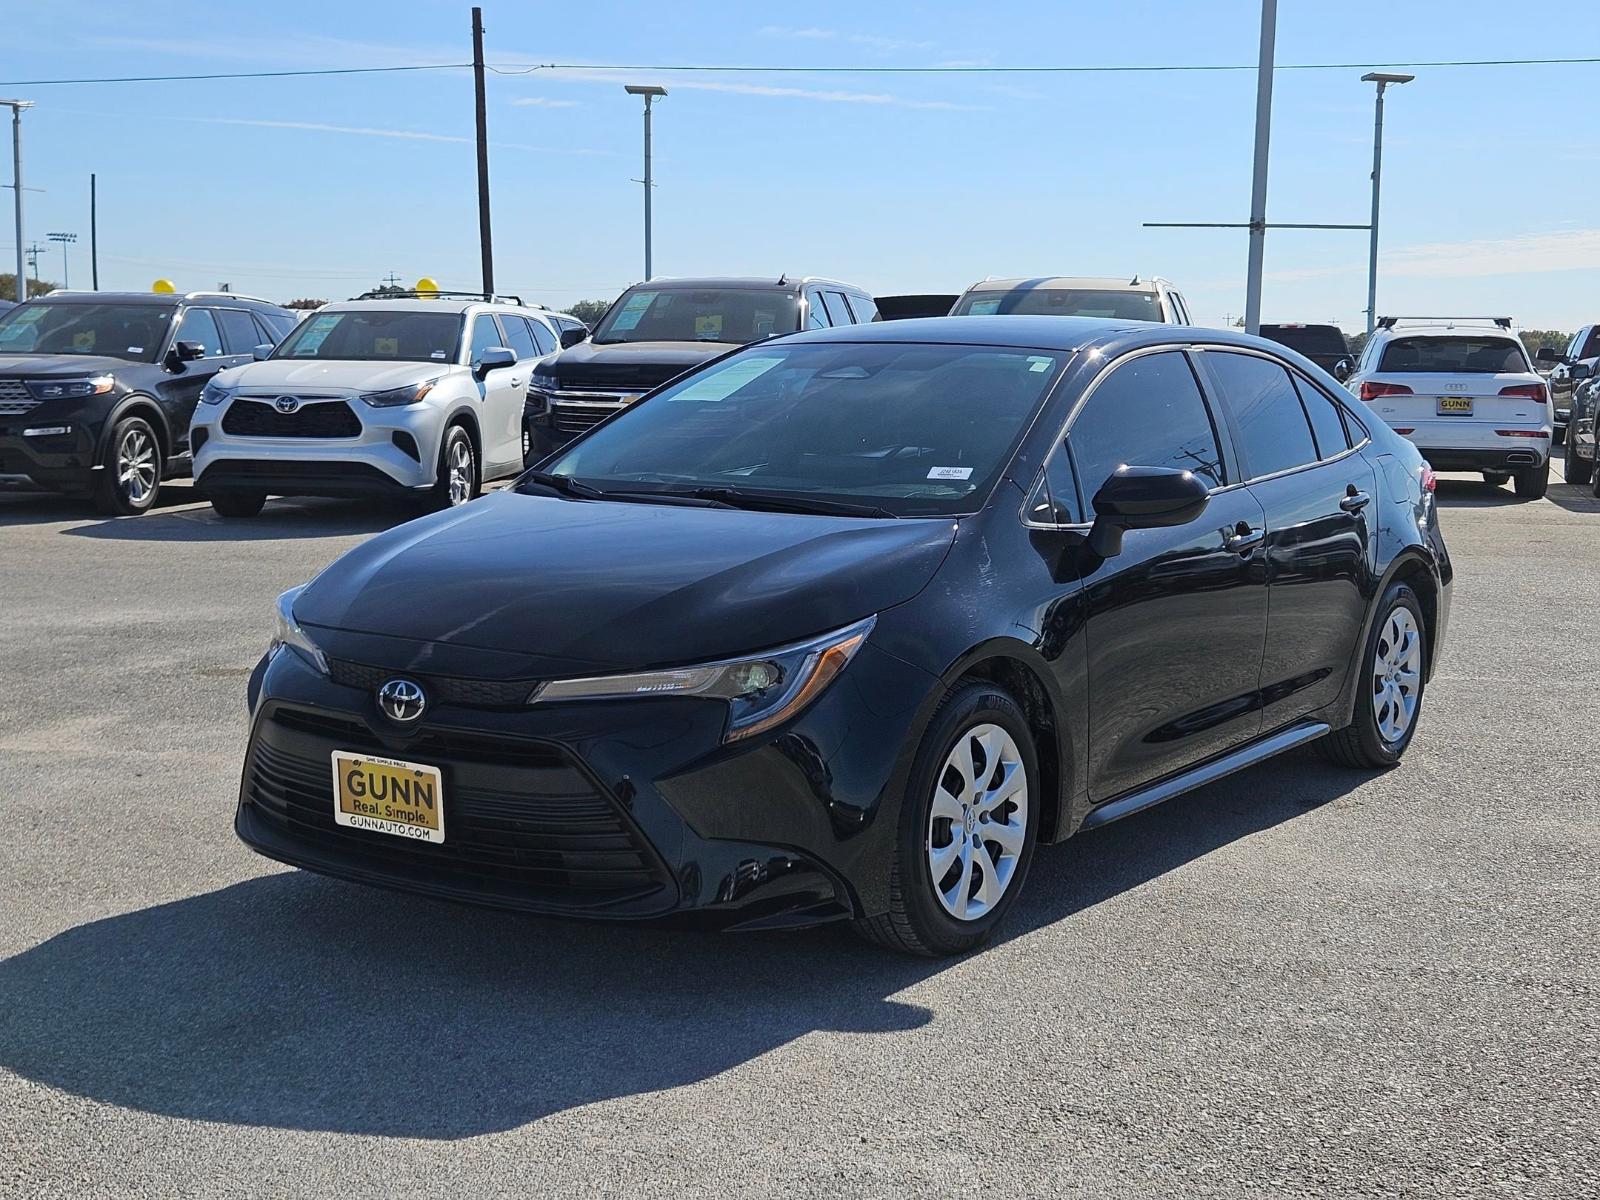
377, 678, 427, 723
274, 395, 301, 414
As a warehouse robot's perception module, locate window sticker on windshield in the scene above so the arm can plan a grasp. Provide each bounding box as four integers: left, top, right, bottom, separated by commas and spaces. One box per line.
127, 346, 144, 354
611, 291, 657, 332
670, 356, 782, 402
967, 297, 1001, 315
694, 314, 724, 338
928, 466, 974, 481
292, 314, 340, 355
72, 331, 96, 350
374, 337, 398, 356
431, 349, 447, 360
1027, 356, 1053, 372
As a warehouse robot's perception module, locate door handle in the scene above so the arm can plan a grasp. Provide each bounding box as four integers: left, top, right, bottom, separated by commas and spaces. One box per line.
1340, 488, 1371, 513
510, 377, 523, 387
1224, 523, 1264, 554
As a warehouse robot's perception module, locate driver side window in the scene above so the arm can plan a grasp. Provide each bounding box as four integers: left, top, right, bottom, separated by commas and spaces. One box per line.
1066, 351, 1226, 497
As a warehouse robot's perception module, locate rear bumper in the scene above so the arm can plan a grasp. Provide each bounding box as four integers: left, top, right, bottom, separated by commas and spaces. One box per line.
1419, 447, 1548, 472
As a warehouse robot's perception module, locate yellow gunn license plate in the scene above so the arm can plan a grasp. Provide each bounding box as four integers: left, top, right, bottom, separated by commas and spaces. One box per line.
331, 751, 445, 844
1437, 396, 1474, 414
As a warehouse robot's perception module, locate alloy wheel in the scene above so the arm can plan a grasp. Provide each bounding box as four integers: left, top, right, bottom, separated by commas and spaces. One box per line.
447, 437, 474, 505
926, 722, 1028, 921
117, 427, 158, 505
1372, 606, 1422, 742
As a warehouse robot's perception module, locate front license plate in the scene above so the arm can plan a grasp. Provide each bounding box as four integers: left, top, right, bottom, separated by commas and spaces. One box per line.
331, 751, 445, 844
1436, 396, 1474, 414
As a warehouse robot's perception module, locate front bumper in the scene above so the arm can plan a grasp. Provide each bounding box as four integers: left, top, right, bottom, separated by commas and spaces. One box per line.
236, 635, 939, 929
0, 399, 107, 488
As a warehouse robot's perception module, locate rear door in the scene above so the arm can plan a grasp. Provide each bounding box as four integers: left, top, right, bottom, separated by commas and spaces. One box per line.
1361, 334, 1545, 433
1199, 348, 1377, 730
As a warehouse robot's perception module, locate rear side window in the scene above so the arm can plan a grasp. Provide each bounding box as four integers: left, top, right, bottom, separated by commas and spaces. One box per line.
1208, 351, 1318, 478
1379, 336, 1528, 374
1068, 351, 1226, 493
844, 293, 880, 323
527, 318, 557, 356
1292, 375, 1353, 458
496, 314, 539, 361
822, 291, 855, 326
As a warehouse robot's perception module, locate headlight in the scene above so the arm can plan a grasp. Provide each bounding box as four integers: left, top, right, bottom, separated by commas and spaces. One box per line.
269, 585, 328, 674
360, 377, 441, 407
25, 376, 113, 400
531, 616, 875, 743
529, 369, 559, 394
199, 380, 237, 406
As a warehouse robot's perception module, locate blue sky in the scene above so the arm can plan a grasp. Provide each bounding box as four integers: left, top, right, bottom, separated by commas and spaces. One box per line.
4, 1, 1596, 330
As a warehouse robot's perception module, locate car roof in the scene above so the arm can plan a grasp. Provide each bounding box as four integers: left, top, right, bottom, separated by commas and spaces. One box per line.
962, 276, 1165, 294
315, 298, 524, 315
628, 276, 862, 293
1375, 323, 1519, 340
23, 290, 290, 310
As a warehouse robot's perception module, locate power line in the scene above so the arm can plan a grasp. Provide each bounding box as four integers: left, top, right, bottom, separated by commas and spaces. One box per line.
0, 63, 469, 87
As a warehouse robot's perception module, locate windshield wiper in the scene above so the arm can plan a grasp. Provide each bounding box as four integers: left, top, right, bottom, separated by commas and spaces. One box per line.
517, 472, 735, 509
675, 486, 897, 519
517, 470, 607, 500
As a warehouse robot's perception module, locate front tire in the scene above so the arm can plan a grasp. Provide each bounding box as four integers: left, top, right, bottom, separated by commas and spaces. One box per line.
93, 416, 162, 516
855, 683, 1040, 957
1566, 449, 1593, 486
1319, 582, 1427, 769
1513, 458, 1549, 499
429, 424, 479, 510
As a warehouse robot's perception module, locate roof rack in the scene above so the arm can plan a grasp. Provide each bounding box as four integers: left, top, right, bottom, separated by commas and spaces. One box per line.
1377, 315, 1512, 330
184, 289, 277, 304
351, 289, 524, 305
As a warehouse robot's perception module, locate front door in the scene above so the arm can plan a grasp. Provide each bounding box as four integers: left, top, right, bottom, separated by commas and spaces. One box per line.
466, 314, 525, 474
155, 306, 244, 456
1065, 348, 1269, 802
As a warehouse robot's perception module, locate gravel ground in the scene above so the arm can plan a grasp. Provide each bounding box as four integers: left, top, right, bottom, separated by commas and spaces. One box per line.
0, 461, 1596, 1199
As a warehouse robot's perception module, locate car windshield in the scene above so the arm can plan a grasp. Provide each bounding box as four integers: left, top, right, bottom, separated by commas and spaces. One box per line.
591, 288, 801, 345
0, 302, 175, 361
953, 288, 1163, 321
273, 309, 463, 363
1379, 336, 1529, 374
537, 341, 1068, 517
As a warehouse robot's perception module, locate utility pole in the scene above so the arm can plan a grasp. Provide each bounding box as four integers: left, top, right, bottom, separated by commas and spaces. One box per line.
24, 240, 45, 289
90, 173, 99, 290
1242, 0, 1277, 335
625, 85, 667, 280
471, 6, 494, 297
2, 99, 31, 303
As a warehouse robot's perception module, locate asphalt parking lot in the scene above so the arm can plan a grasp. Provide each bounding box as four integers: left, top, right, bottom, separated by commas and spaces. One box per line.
1, 462, 1596, 1200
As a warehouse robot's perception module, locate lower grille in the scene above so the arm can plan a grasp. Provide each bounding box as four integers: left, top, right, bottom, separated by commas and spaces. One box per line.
550, 402, 622, 435
328, 658, 534, 709
0, 379, 39, 418
243, 707, 670, 904
223, 398, 361, 439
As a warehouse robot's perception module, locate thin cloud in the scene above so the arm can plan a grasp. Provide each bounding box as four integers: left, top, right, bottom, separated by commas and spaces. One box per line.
512, 96, 580, 108
1266, 229, 1600, 282
179, 115, 611, 155
534, 66, 982, 111
758, 25, 935, 53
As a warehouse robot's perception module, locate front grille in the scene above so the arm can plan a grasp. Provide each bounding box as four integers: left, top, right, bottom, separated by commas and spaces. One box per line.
222, 398, 362, 439
0, 379, 40, 418
244, 707, 670, 903
328, 658, 534, 709
550, 402, 620, 435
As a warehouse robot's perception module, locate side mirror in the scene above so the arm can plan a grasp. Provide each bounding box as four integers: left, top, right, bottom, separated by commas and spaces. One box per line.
559, 326, 588, 349
1535, 346, 1561, 364
1087, 465, 1210, 559
1332, 357, 1353, 382
252, 343, 274, 361
165, 340, 207, 369
474, 346, 516, 377
1572, 362, 1592, 381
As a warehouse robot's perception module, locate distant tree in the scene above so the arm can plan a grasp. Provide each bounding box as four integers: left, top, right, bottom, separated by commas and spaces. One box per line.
0, 274, 60, 300
563, 298, 612, 327
283, 297, 328, 310
1519, 329, 1569, 358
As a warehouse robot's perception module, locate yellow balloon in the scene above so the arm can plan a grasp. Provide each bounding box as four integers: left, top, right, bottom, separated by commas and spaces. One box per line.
414, 276, 440, 298
151, 278, 177, 294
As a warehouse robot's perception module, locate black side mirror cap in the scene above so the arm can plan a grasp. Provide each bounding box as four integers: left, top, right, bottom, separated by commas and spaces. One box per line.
1572, 362, 1592, 381
474, 346, 517, 377
1332, 357, 1353, 381
1087, 465, 1210, 559
176, 340, 207, 362
559, 327, 588, 349
1535, 346, 1561, 363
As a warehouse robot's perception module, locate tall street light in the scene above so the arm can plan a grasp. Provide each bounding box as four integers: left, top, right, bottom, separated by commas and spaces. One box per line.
48, 231, 76, 289
1361, 71, 1414, 334
624, 84, 667, 281
2, 99, 33, 303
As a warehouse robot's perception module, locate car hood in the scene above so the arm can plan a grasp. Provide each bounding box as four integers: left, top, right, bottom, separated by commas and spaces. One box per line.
0, 353, 142, 377
550, 339, 743, 390
224, 359, 456, 392
296, 490, 955, 675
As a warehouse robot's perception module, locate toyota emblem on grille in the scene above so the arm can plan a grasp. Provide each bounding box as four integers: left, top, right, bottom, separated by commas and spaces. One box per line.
274, 395, 301, 414
377, 678, 427, 723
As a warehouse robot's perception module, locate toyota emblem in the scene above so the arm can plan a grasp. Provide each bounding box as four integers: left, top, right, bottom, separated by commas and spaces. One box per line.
274, 395, 301, 414
377, 678, 427, 723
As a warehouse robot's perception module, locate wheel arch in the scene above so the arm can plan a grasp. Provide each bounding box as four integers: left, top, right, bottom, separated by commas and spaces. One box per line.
441, 406, 482, 476
1330, 548, 1442, 730
97, 394, 173, 466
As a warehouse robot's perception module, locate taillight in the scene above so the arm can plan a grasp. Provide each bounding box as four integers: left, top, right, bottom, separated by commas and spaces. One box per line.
1494, 429, 1549, 438
1391, 428, 1415, 435
1420, 463, 1437, 493
1360, 381, 1414, 401
1498, 383, 1547, 402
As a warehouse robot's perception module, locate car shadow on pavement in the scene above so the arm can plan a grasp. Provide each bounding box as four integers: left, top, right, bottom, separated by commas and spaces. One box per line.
60, 494, 410, 541
0, 749, 1364, 1139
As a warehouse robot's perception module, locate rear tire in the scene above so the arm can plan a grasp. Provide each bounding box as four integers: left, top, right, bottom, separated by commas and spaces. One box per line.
1513, 458, 1549, 499
1553, 424, 1566, 446
93, 416, 162, 516
210, 491, 265, 518
1319, 582, 1427, 769
854, 682, 1040, 957
1481, 471, 1510, 488
1566, 449, 1593, 486
428, 424, 479, 511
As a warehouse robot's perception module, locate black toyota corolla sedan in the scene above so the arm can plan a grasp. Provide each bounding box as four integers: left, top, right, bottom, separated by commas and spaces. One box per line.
236, 316, 1452, 956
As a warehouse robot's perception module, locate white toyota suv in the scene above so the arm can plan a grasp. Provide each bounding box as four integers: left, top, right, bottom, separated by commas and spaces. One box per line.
1346, 316, 1552, 498
191, 295, 564, 516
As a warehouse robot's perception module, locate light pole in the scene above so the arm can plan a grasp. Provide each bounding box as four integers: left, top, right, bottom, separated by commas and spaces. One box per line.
1242, 0, 1277, 335
624, 84, 667, 281
1361, 71, 1414, 334
48, 230, 76, 289
2, 99, 33, 303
